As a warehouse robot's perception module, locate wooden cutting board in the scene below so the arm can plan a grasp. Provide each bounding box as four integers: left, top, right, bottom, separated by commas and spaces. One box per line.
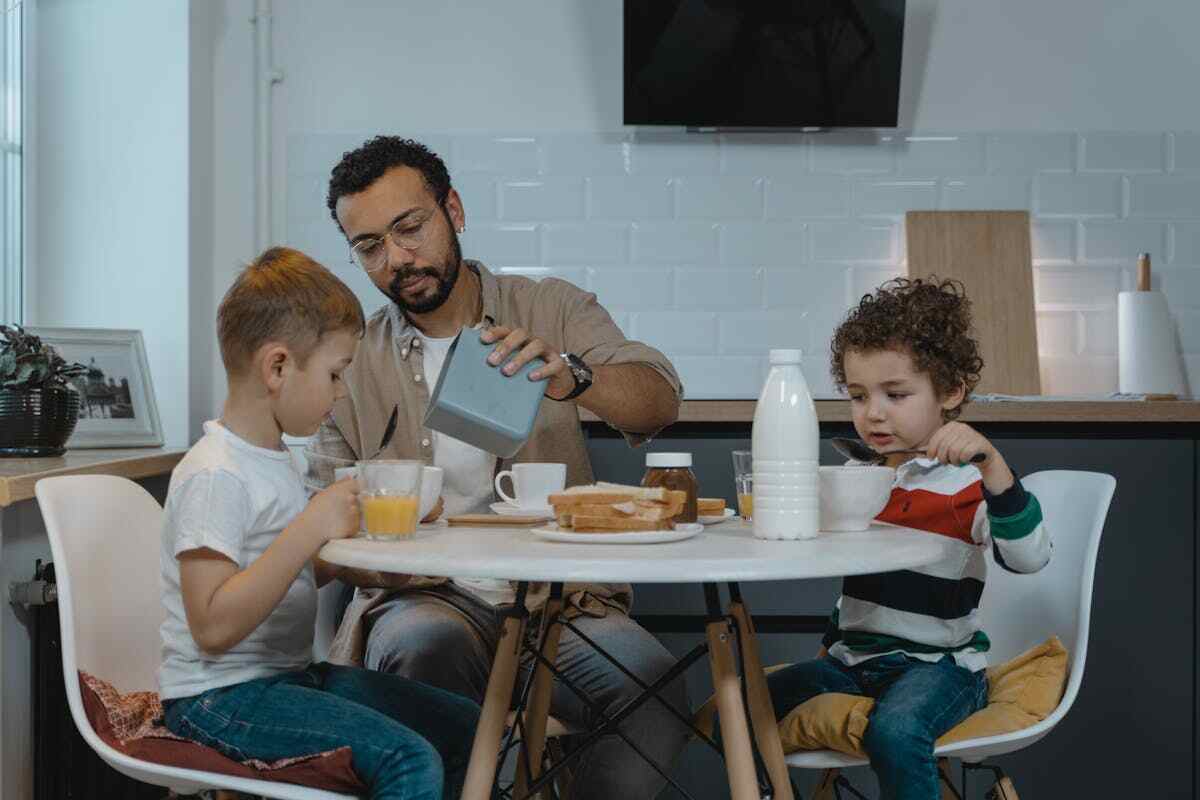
905, 211, 1041, 395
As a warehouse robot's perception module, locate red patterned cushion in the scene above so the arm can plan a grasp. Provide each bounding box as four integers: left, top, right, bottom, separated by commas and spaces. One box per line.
79, 672, 366, 794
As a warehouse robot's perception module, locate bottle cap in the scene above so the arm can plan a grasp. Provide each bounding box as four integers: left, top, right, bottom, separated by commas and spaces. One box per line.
769, 348, 803, 365
646, 452, 692, 468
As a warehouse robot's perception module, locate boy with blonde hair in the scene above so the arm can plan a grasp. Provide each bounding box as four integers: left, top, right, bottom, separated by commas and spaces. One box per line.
157, 247, 479, 800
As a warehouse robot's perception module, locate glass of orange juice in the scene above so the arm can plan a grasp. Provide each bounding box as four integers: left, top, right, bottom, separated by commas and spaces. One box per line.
357, 460, 423, 539
731, 450, 753, 521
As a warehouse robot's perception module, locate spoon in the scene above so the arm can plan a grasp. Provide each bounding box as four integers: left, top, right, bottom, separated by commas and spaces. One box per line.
367, 404, 400, 460
830, 436, 986, 466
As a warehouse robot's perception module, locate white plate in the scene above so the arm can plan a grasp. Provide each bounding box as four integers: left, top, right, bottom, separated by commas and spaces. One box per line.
699, 508, 737, 525
489, 502, 555, 519
529, 523, 704, 544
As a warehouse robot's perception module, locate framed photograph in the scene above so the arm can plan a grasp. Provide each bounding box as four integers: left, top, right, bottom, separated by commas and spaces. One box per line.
26, 327, 163, 449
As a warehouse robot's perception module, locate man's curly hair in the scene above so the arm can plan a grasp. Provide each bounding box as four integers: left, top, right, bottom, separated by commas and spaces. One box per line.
326, 137, 452, 232
830, 277, 984, 420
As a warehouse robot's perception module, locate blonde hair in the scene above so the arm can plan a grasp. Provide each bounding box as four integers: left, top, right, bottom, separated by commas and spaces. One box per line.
218, 247, 365, 377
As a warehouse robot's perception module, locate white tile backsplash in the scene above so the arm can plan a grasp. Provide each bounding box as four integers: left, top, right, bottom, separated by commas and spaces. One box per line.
287, 129, 1200, 398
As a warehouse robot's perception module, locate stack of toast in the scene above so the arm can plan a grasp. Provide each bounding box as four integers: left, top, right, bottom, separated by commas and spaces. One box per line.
548, 482, 686, 533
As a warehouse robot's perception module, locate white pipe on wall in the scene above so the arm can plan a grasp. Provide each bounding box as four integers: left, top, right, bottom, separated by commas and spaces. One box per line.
252, 0, 282, 253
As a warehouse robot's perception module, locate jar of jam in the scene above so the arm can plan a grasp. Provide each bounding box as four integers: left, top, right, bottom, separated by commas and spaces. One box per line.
641, 453, 699, 523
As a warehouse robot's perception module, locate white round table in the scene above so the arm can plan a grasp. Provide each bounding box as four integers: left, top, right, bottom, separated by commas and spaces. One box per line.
319, 519, 955, 800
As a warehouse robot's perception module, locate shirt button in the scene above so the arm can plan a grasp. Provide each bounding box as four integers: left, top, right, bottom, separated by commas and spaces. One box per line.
412, 339, 422, 348
414, 374, 423, 383
422, 438, 430, 447
401, 349, 409, 357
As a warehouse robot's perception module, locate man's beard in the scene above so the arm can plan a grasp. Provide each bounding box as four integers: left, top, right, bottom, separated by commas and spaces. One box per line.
387, 226, 463, 315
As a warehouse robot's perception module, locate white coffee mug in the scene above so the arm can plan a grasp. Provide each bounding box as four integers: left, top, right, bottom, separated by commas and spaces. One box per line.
494, 462, 566, 509
419, 466, 444, 520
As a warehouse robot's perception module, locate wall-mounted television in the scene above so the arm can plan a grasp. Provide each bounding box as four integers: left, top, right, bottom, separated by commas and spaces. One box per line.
624, 0, 906, 129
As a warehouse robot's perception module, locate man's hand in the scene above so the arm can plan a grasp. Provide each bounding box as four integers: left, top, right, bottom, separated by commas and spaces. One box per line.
924, 421, 1013, 494
480, 326, 575, 400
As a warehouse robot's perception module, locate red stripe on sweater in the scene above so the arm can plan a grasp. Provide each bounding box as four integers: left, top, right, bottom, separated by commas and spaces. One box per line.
876, 482, 983, 544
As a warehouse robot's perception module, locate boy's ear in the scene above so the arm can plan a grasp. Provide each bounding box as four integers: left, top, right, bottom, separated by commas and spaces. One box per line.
257, 342, 293, 393
940, 380, 967, 413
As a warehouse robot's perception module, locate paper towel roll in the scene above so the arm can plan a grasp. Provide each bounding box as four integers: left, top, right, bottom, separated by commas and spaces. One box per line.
1118, 290, 1185, 394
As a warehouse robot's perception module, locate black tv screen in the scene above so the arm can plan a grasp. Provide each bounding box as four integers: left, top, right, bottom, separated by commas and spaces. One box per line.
624, 0, 905, 129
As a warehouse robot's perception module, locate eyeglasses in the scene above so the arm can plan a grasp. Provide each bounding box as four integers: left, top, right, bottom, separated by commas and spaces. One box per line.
349, 210, 437, 273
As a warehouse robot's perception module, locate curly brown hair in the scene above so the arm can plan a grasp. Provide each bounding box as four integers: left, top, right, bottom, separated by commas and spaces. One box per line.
830, 277, 984, 420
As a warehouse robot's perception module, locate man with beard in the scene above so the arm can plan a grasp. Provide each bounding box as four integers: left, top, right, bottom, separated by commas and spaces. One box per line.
307, 136, 689, 799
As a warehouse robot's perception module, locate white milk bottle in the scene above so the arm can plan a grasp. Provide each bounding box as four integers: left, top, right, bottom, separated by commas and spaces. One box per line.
752, 349, 819, 539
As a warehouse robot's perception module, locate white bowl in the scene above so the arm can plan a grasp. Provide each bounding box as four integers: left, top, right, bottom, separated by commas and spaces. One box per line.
819, 465, 896, 532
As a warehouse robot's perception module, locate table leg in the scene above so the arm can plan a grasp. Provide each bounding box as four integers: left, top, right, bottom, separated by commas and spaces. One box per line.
463, 584, 530, 800
514, 583, 565, 800
705, 585, 760, 800
729, 587, 795, 800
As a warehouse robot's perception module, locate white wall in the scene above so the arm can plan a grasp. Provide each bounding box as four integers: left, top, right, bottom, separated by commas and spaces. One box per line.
30, 0, 190, 446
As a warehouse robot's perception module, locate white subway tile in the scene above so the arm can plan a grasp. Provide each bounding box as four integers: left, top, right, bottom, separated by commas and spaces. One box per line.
719, 222, 805, 267
1175, 309, 1200, 354
670, 356, 764, 399
1034, 266, 1122, 307
803, 356, 841, 399
811, 132, 897, 174
1129, 176, 1200, 218
1182, 356, 1200, 395
495, 266, 588, 289
766, 176, 852, 219
986, 133, 1074, 174
631, 222, 720, 264
764, 264, 852, 308
1158, 268, 1200, 299
939, 177, 1032, 211
812, 222, 897, 263
542, 223, 628, 265
541, 133, 632, 176
718, 311, 810, 355
854, 179, 938, 218
588, 177, 673, 220
587, 267, 673, 310
675, 177, 764, 219
630, 132, 720, 175
451, 135, 540, 175
1080, 133, 1166, 172
1036, 310, 1081, 356
1172, 223, 1200, 264
1035, 175, 1122, 217
720, 133, 808, 175
1079, 307, 1119, 357
1081, 222, 1167, 263
673, 267, 764, 310
1031, 221, 1076, 265
848, 266, 905, 303
895, 135, 984, 176
1172, 133, 1200, 171
631, 312, 719, 354
454, 173, 499, 220
500, 179, 585, 220
460, 224, 540, 265
1039, 356, 1117, 395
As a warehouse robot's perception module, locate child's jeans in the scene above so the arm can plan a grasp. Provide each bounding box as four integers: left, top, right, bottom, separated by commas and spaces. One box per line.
161, 661, 480, 800
767, 653, 987, 800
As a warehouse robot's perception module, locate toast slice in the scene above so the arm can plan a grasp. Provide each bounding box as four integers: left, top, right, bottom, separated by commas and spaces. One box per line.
698, 497, 726, 516
570, 515, 674, 533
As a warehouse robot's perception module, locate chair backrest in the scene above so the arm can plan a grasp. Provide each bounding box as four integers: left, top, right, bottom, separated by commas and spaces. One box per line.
36, 475, 166, 695
977, 470, 1115, 700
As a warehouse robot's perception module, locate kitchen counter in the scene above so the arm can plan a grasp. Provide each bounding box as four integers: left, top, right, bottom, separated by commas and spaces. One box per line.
0, 447, 187, 507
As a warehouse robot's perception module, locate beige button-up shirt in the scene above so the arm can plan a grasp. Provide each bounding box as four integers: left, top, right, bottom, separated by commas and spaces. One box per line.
308, 261, 682, 665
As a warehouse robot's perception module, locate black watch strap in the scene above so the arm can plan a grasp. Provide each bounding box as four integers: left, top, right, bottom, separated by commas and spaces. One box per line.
554, 353, 593, 401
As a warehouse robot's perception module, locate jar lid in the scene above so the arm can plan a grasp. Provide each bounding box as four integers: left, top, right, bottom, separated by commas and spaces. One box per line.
769, 348, 803, 364
646, 452, 692, 468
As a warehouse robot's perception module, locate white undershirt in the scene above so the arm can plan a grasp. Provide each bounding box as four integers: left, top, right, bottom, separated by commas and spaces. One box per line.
416, 328, 516, 606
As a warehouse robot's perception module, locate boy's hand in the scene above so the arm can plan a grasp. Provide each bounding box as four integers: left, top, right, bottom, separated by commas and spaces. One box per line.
302, 476, 360, 543
925, 422, 1013, 494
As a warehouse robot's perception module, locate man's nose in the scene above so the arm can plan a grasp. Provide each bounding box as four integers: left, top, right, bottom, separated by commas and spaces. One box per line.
384, 237, 417, 271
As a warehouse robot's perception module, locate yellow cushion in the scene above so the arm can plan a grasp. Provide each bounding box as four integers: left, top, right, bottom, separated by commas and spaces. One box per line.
695, 637, 1069, 757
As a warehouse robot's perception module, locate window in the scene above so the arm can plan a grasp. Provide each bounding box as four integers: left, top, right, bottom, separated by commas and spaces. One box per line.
0, 1, 21, 324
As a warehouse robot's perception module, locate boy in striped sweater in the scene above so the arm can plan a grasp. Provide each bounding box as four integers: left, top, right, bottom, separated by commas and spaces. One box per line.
767, 278, 1050, 799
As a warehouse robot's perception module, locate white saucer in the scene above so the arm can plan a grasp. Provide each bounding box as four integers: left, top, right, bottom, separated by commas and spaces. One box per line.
529, 522, 703, 545
490, 502, 555, 519
699, 508, 737, 525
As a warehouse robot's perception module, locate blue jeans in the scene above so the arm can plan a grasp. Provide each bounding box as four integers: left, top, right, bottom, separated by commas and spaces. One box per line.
161, 662, 480, 800
767, 653, 988, 800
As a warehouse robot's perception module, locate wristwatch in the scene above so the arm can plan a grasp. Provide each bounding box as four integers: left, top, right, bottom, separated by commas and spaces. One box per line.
554, 352, 593, 401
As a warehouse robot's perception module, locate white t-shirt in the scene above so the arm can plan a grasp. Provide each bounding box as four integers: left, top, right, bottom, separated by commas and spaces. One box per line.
417, 329, 515, 605
157, 420, 316, 700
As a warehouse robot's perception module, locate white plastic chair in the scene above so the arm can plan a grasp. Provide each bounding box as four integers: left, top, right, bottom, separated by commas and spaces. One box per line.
784, 469, 1116, 797
35, 474, 357, 800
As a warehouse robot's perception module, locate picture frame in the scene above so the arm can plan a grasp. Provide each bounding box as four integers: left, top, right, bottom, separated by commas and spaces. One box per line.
26, 327, 164, 449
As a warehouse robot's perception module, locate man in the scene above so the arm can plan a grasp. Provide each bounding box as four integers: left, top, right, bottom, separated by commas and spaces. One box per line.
309, 136, 689, 798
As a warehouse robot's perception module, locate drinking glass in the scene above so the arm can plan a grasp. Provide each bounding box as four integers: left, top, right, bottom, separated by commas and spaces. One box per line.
731, 449, 753, 521
356, 460, 423, 539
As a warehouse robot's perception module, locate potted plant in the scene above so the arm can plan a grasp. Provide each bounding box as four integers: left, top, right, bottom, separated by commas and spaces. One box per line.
0, 325, 87, 456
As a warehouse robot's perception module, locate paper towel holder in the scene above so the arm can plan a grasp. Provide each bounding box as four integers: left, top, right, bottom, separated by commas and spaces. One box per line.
1123, 252, 1180, 400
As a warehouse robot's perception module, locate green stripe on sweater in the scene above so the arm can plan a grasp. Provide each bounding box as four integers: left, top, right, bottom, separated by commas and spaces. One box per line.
839, 629, 992, 655
988, 493, 1044, 540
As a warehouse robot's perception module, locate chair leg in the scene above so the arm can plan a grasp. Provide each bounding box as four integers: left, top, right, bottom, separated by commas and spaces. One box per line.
705, 618, 760, 800
463, 611, 529, 800
812, 768, 840, 800
728, 601, 794, 800
514, 593, 565, 800
545, 737, 574, 800
986, 777, 1020, 800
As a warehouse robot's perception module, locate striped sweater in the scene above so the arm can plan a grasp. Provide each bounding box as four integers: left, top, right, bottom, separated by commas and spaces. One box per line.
825, 458, 1051, 671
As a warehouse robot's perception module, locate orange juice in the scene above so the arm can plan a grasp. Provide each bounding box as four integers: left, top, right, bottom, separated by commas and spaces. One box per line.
737, 492, 753, 521
361, 494, 420, 537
